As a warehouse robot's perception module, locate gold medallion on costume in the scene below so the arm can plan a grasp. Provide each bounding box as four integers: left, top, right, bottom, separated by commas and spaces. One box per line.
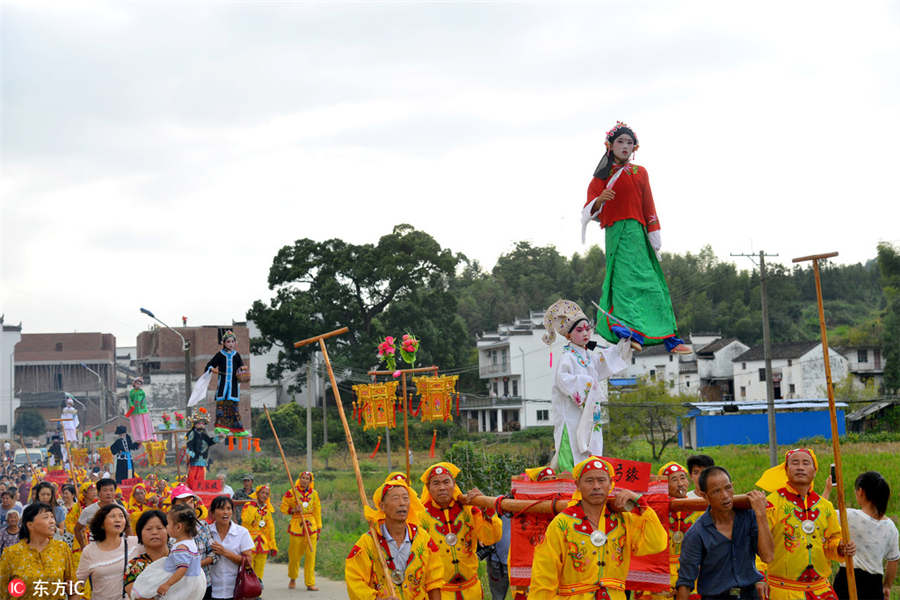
590, 531, 608, 547
445, 532, 458, 546
302, 501, 309, 509
801, 520, 816, 534
259, 520, 266, 527
391, 570, 404, 585
672, 531, 685, 543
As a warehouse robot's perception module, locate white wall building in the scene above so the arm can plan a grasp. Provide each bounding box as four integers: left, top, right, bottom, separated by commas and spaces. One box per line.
471, 311, 554, 432
695, 338, 751, 402
837, 345, 884, 392
620, 333, 722, 396
247, 320, 295, 409
0, 319, 22, 436
732, 342, 848, 402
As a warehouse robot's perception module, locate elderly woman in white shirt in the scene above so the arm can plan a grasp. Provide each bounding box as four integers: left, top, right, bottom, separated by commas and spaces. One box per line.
208, 495, 253, 600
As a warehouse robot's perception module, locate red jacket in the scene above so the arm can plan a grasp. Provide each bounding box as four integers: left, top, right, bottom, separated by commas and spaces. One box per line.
586, 164, 660, 233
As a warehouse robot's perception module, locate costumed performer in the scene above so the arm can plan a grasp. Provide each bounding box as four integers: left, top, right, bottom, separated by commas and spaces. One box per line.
125, 377, 156, 442
583, 121, 690, 354
280, 471, 321, 591
61, 394, 79, 443
543, 299, 631, 472
676, 466, 773, 600
418, 461, 502, 600
523, 466, 557, 482
755, 448, 855, 600
126, 482, 157, 533
529, 456, 668, 600
346, 478, 443, 600
241, 483, 277, 579
203, 330, 249, 436
110, 425, 140, 484
185, 408, 217, 491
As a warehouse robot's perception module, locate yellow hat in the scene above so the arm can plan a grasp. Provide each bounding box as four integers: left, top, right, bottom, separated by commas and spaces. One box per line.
419, 462, 462, 506
755, 448, 819, 492
365, 479, 424, 524
658, 462, 687, 478
250, 484, 275, 512
524, 466, 557, 482
569, 456, 615, 506
385, 471, 410, 485
293, 472, 315, 492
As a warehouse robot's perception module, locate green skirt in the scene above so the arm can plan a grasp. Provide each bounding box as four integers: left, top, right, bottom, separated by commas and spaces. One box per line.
595, 219, 678, 346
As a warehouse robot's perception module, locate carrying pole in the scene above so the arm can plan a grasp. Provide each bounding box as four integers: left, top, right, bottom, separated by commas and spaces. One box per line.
295, 327, 395, 595
793, 251, 857, 600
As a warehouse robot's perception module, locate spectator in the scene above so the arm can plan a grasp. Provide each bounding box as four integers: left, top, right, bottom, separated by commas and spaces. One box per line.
0, 510, 20, 555
123, 510, 169, 597
0, 503, 77, 600
74, 478, 120, 548
28, 482, 66, 527
676, 466, 773, 600
216, 472, 234, 497
232, 475, 254, 502
825, 471, 899, 600
0, 491, 22, 528
209, 496, 253, 600
686, 454, 715, 498
170, 484, 215, 596
76, 504, 138, 600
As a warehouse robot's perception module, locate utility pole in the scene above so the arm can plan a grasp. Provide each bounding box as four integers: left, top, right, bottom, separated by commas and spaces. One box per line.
732, 250, 779, 466
183, 338, 192, 407
313, 352, 326, 444
305, 365, 312, 471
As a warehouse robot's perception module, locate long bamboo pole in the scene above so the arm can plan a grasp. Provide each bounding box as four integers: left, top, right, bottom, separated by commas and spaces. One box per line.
794, 251, 857, 600
263, 407, 313, 550
295, 327, 395, 596
464, 493, 751, 515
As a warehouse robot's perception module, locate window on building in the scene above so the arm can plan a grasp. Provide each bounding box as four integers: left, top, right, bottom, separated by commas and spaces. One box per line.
491, 350, 497, 365
789, 383, 796, 395
686, 381, 690, 387
631, 357, 635, 365
740, 386, 746, 398
759, 368, 766, 382
787, 359, 793, 367
492, 382, 498, 396
742, 362, 746, 370
669, 355, 673, 362
536, 409, 549, 422
858, 349, 868, 363
55, 343, 63, 352
503, 380, 509, 397
0, 425, 6, 433
501, 349, 507, 363
649, 369, 656, 381
669, 380, 674, 388
512, 380, 518, 397
55, 373, 63, 391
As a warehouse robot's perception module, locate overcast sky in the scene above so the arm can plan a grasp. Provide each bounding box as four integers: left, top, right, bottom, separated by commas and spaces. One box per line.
2, 0, 899, 345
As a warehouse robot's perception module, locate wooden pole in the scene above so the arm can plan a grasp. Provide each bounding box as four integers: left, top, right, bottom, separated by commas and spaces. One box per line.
18, 435, 33, 471
295, 327, 396, 596
464, 493, 751, 515
263, 407, 313, 549
793, 251, 857, 600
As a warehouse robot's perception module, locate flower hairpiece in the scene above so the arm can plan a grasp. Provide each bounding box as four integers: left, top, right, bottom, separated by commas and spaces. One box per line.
606, 120, 629, 139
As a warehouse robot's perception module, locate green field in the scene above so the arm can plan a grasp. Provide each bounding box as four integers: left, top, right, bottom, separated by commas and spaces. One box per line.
208, 436, 900, 586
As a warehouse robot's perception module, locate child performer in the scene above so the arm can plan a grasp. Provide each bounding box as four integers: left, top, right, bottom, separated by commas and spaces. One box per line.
185, 408, 216, 490
242, 484, 278, 578
543, 299, 631, 472
132, 505, 207, 600
125, 377, 156, 442
583, 121, 690, 354
203, 330, 249, 436
61, 394, 79, 443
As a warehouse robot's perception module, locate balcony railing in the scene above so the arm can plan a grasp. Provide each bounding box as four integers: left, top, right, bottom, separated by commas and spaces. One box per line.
479, 361, 511, 377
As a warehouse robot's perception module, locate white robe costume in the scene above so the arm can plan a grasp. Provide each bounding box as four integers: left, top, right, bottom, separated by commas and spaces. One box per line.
550, 339, 630, 471
61, 402, 79, 443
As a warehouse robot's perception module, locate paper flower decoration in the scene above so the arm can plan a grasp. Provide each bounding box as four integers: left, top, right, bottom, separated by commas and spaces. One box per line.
377, 336, 397, 371
399, 333, 420, 367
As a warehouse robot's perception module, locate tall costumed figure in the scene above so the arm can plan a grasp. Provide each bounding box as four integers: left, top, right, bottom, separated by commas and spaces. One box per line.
110, 424, 141, 483
185, 408, 217, 490
61, 393, 79, 443
125, 377, 156, 442
583, 121, 690, 354
203, 329, 249, 436
543, 299, 631, 473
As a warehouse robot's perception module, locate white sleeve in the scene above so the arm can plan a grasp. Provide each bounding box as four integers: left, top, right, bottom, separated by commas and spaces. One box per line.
886, 522, 900, 562
648, 229, 661, 251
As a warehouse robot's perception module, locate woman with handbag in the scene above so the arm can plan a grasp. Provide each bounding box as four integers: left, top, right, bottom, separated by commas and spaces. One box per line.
208, 496, 255, 600
76, 503, 139, 600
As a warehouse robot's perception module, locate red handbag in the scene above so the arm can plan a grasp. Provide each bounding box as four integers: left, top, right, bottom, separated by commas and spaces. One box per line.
233, 556, 263, 600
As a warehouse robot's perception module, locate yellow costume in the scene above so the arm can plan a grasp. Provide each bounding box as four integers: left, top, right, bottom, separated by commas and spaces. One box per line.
529, 457, 668, 600
658, 462, 700, 592
757, 449, 843, 600
418, 462, 502, 600
345, 479, 443, 600
125, 483, 157, 533
280, 472, 321, 587
241, 484, 277, 578
0, 539, 77, 600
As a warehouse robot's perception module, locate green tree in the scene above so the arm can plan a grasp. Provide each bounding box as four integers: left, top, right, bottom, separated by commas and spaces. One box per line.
608, 381, 687, 461
13, 410, 46, 438
878, 243, 900, 394
247, 224, 466, 385
318, 442, 338, 470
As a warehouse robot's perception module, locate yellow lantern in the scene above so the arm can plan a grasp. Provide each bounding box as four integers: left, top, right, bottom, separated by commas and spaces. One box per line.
412, 375, 458, 423
352, 381, 400, 431
144, 440, 168, 466
70, 447, 89, 467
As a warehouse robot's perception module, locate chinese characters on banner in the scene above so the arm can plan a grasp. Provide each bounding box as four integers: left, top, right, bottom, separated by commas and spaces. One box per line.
599, 456, 651, 491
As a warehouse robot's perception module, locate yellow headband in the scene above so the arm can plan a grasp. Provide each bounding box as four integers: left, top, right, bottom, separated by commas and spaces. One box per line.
365, 480, 424, 524
569, 456, 616, 506
524, 466, 556, 482
419, 462, 462, 506
295, 472, 315, 491
658, 461, 687, 477
755, 448, 819, 492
